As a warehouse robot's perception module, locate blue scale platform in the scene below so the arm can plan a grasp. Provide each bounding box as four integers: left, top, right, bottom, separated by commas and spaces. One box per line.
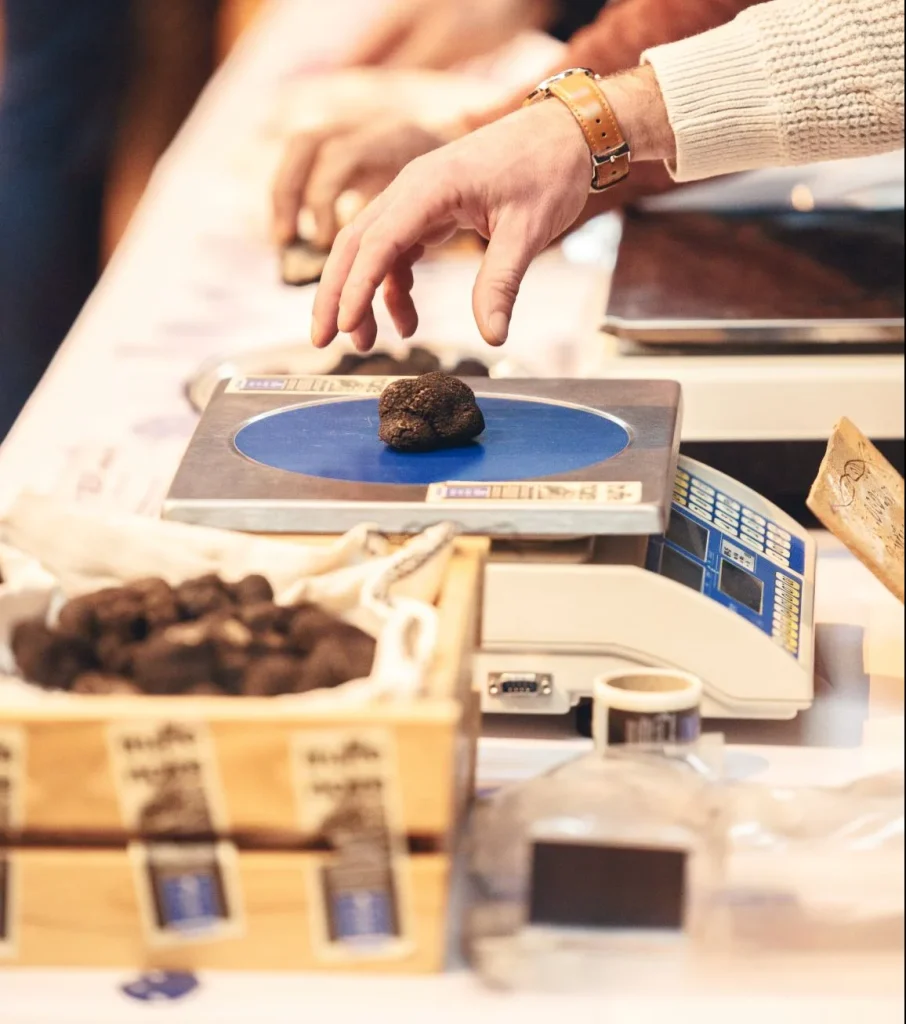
234, 397, 631, 486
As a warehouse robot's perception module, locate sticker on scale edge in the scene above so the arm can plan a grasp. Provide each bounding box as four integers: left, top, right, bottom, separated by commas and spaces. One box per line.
426, 481, 643, 504
291, 728, 413, 963
227, 376, 392, 396
0, 727, 25, 959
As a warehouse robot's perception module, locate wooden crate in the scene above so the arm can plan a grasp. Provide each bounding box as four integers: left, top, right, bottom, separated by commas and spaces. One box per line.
0, 539, 486, 972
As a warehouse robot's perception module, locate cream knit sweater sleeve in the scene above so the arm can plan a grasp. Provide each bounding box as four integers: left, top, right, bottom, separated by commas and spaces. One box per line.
642, 0, 905, 181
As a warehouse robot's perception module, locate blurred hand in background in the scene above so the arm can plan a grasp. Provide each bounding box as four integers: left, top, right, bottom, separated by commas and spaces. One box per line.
342, 0, 553, 70
272, 118, 451, 247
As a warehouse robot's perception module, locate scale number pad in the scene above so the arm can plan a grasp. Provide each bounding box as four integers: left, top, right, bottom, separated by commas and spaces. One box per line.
772, 573, 802, 655
674, 470, 797, 571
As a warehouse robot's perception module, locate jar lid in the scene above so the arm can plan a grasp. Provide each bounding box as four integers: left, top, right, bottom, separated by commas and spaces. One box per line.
593, 669, 703, 714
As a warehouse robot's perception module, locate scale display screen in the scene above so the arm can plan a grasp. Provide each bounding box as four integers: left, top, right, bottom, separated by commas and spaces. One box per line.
666, 508, 709, 560
718, 558, 764, 614
660, 545, 705, 592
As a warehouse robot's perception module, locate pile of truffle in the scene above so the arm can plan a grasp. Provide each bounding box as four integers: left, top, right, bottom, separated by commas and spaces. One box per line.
332, 346, 489, 379
11, 574, 375, 697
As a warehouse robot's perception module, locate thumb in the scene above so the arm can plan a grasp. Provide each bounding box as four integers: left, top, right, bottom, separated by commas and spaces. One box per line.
471, 215, 539, 346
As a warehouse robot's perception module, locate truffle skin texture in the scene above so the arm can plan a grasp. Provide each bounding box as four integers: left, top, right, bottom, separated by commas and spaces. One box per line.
12, 621, 97, 690
378, 372, 485, 452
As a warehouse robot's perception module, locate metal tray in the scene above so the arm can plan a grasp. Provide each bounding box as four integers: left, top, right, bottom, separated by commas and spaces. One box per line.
603, 209, 905, 346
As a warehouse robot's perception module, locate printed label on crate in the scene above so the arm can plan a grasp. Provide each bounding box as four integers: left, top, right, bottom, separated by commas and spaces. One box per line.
226, 376, 391, 396
107, 721, 226, 835
0, 727, 24, 959
292, 729, 413, 962
426, 481, 643, 504
130, 841, 244, 947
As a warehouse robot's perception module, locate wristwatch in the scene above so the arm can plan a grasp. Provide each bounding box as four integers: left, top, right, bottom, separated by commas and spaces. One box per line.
524, 68, 630, 193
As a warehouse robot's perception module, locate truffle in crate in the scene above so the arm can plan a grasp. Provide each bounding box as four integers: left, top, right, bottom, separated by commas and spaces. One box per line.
12, 572, 376, 697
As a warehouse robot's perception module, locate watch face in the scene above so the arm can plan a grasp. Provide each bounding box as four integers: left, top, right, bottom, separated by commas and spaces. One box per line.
535, 68, 595, 92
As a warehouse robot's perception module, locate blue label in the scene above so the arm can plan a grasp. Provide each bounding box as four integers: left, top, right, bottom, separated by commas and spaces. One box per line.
333, 891, 394, 942
160, 872, 222, 931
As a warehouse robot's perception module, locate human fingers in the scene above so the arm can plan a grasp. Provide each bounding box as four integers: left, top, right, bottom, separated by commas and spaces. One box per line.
382, 245, 425, 339
304, 137, 366, 249
336, 179, 454, 335
272, 132, 326, 245
471, 212, 542, 345
349, 304, 380, 353
311, 193, 390, 347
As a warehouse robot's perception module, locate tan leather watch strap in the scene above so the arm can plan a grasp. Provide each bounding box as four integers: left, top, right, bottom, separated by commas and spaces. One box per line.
526, 69, 630, 192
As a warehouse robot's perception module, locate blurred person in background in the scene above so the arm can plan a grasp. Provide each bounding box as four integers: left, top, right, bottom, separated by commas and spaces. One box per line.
0, 0, 223, 443
342, 0, 607, 70
273, 0, 760, 248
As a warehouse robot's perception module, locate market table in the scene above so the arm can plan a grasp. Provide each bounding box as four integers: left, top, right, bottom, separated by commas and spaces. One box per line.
0, 1, 902, 1019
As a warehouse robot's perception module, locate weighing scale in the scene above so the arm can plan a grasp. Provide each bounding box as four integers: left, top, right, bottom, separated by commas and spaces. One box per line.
165, 376, 816, 721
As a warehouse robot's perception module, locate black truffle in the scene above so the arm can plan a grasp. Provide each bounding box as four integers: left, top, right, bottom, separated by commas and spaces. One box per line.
332, 346, 442, 378
56, 594, 99, 642
230, 574, 274, 606
131, 622, 218, 695
300, 624, 377, 691
242, 653, 304, 697
451, 358, 490, 377
12, 621, 97, 690
96, 634, 138, 676
378, 371, 485, 452
94, 588, 149, 642
175, 574, 234, 619
286, 602, 338, 654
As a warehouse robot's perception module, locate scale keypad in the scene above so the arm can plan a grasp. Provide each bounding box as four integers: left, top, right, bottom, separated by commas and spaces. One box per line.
652, 469, 808, 659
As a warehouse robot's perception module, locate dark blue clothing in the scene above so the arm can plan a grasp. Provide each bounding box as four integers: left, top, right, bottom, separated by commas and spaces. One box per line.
0, 0, 130, 441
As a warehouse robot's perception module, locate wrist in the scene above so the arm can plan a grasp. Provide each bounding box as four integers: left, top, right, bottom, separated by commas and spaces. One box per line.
598, 65, 675, 163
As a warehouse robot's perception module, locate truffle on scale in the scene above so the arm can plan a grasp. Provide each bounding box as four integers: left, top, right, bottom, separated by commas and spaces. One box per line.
378, 371, 485, 453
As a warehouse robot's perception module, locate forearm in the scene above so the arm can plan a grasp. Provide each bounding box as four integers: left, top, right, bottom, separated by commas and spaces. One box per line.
456, 0, 758, 136
642, 0, 905, 181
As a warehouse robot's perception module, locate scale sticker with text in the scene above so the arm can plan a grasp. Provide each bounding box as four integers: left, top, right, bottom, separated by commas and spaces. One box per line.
427, 481, 643, 505
227, 376, 392, 397
0, 727, 25, 958
292, 728, 413, 963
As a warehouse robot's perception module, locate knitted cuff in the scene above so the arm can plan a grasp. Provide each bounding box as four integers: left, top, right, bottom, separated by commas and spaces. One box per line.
642, 18, 786, 182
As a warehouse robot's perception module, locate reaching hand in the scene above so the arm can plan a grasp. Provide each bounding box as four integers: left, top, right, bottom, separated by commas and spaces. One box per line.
311, 99, 591, 352
343, 0, 551, 71
272, 119, 447, 248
